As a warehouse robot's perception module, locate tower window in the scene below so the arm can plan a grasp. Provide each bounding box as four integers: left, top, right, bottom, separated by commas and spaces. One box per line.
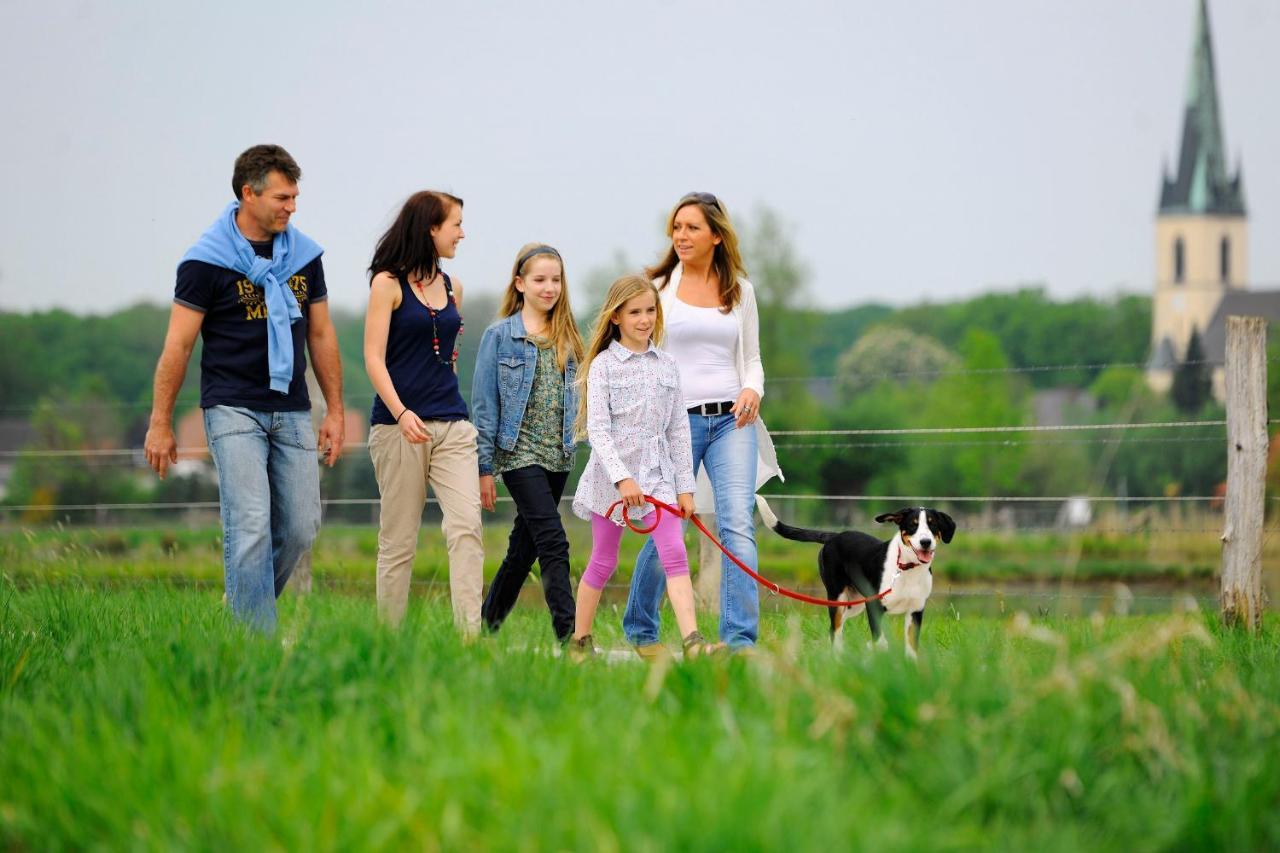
1174, 237, 1185, 284
1220, 236, 1231, 283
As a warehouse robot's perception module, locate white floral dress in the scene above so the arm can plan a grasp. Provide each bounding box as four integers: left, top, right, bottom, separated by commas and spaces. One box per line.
572, 341, 696, 522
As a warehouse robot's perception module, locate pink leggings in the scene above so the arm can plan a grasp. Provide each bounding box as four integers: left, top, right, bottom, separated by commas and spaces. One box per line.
583, 511, 689, 591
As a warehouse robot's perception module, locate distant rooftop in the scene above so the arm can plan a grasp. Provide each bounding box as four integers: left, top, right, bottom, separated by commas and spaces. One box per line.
1201, 290, 1280, 363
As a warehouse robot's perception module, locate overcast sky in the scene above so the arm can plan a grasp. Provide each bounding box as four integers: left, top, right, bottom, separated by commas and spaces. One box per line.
1, 0, 1276, 315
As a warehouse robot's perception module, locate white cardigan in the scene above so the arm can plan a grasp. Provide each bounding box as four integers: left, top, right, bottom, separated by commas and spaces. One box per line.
657, 263, 784, 512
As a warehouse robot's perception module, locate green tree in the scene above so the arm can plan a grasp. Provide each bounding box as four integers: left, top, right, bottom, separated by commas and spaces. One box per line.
1090, 365, 1155, 410
1089, 364, 1224, 499
738, 206, 820, 435
4, 386, 144, 516
937, 330, 1028, 498
834, 325, 958, 398
1171, 328, 1212, 414
860, 288, 1150, 389
0, 304, 198, 406
804, 303, 895, 380
863, 330, 1028, 503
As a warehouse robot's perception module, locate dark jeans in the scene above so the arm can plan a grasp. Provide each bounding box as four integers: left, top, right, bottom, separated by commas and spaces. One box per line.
481, 466, 575, 641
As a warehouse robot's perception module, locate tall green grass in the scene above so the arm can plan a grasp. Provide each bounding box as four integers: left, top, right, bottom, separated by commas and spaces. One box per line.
0, 522, 1239, 585
2, 581, 1277, 850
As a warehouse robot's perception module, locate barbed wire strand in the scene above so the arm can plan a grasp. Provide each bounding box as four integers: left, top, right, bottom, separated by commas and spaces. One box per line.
3, 357, 1268, 414
773, 436, 1225, 449
769, 358, 1229, 383
0, 418, 1247, 459
770, 420, 1227, 437
1, 433, 1235, 461
2, 492, 1269, 515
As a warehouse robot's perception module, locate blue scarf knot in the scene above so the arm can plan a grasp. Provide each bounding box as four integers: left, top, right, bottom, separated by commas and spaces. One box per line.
180, 202, 324, 393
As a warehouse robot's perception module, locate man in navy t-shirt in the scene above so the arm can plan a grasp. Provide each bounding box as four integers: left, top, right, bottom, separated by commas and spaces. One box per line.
143, 144, 345, 632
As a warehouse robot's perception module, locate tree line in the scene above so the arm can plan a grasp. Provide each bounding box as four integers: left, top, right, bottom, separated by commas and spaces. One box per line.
0, 207, 1251, 520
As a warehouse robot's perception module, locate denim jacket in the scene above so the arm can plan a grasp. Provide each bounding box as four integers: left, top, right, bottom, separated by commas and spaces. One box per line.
471, 312, 579, 476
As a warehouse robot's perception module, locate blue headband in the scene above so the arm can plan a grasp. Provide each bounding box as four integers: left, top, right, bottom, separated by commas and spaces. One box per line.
516, 245, 561, 272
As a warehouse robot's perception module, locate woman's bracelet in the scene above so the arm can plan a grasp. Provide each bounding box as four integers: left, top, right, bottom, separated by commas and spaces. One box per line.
395, 408, 408, 422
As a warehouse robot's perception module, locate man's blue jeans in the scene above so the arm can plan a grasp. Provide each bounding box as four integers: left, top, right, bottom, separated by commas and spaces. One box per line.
204, 406, 321, 632
623, 412, 759, 648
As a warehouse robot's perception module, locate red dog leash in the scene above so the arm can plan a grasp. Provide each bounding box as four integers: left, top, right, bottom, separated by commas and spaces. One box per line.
605, 495, 894, 609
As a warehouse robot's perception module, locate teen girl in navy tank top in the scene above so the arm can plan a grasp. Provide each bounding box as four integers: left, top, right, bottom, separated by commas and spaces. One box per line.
363, 191, 484, 634
370, 272, 468, 425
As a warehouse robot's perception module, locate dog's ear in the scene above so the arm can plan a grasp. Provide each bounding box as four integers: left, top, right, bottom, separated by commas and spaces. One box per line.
875, 509, 908, 525
935, 511, 956, 544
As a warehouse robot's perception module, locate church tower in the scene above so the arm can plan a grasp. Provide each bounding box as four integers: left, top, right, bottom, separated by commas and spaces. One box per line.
1148, 0, 1247, 392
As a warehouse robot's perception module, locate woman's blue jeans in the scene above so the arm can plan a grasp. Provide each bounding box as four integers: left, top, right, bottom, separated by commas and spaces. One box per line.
204, 405, 321, 633
622, 412, 759, 648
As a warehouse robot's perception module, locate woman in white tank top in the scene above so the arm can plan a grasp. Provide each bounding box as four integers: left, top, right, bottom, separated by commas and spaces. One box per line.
622, 192, 782, 654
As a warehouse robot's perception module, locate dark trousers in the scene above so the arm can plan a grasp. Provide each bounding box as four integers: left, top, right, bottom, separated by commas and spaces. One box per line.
481, 466, 575, 641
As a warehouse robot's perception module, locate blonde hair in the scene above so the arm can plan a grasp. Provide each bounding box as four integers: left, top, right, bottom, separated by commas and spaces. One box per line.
498, 243, 584, 372
646, 192, 747, 312
573, 274, 664, 440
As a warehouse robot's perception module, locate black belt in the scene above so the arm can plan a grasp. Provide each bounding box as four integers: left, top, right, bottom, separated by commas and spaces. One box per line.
688, 400, 735, 416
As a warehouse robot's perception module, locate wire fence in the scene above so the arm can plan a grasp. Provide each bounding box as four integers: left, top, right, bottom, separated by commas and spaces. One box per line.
2, 356, 1268, 415
2, 356, 1275, 534
0, 492, 1260, 514
4, 492, 1275, 544
0, 418, 1251, 460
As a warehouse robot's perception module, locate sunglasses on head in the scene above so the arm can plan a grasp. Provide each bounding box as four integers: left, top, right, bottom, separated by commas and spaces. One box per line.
682, 191, 722, 211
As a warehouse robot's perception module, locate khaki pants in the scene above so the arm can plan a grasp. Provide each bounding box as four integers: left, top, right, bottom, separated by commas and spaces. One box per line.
369, 420, 484, 635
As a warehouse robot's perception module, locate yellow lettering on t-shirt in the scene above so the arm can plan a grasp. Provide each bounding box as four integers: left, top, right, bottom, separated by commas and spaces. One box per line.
288, 274, 309, 305
234, 276, 305, 319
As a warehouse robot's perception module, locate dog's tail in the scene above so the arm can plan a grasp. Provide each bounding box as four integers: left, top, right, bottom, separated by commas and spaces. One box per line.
755, 495, 837, 544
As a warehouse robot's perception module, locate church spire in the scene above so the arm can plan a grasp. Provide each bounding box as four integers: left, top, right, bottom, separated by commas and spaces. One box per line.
1159, 0, 1246, 215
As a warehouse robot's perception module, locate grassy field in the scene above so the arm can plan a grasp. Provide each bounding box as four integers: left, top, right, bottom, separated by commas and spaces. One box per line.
1, 578, 1278, 850
0, 517, 1246, 587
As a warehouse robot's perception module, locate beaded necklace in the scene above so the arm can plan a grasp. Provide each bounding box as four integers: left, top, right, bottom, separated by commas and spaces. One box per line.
411, 271, 463, 365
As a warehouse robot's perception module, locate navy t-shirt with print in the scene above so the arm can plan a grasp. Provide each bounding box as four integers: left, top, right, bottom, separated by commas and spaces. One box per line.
174, 239, 327, 412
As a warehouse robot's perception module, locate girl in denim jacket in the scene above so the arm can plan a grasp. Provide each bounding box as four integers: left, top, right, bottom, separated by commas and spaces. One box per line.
472, 244, 585, 642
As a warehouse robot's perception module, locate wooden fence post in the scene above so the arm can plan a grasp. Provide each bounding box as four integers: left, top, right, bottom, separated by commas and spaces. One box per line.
1222, 315, 1268, 631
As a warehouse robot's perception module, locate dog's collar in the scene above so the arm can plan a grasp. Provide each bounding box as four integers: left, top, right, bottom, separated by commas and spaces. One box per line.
897, 534, 932, 570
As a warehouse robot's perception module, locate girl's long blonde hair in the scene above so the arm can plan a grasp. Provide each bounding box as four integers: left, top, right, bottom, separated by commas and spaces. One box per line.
498, 242, 585, 372
646, 192, 747, 313
573, 274, 664, 440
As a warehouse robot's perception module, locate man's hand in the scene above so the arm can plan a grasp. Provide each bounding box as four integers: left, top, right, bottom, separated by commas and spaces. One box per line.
144, 423, 178, 479
318, 409, 346, 467
144, 303, 203, 480
480, 474, 497, 511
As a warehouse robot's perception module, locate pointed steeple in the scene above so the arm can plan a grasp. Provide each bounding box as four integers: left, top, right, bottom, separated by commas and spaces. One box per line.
1159, 0, 1246, 215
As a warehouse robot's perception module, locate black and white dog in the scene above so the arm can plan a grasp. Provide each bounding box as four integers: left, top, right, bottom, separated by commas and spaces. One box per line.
755, 497, 956, 658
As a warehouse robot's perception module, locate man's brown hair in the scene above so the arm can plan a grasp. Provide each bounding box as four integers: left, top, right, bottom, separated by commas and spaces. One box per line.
231, 144, 302, 199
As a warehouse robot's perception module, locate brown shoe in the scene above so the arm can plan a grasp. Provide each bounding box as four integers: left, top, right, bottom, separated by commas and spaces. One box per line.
633, 642, 673, 663
681, 630, 726, 660
566, 634, 596, 663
